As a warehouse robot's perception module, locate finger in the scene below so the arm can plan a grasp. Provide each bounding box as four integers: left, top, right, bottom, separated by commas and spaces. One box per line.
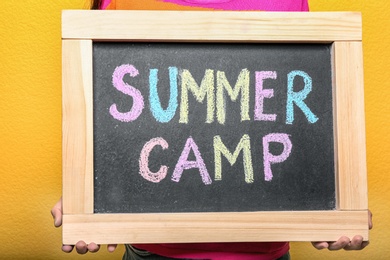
311, 241, 329, 250
62, 245, 74, 253
107, 244, 118, 252
51, 208, 62, 227
360, 240, 370, 250
368, 210, 373, 230
344, 236, 369, 250
51, 199, 63, 227
87, 243, 100, 253
75, 241, 88, 254
328, 236, 350, 251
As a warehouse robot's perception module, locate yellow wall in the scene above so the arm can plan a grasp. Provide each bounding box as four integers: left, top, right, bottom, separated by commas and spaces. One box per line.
0, 0, 388, 259
291, 0, 390, 258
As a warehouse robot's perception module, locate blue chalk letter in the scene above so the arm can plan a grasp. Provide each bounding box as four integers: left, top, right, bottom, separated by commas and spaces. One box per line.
149, 67, 178, 123
286, 70, 318, 124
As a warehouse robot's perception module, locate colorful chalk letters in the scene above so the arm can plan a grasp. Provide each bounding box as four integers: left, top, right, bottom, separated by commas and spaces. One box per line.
109, 64, 318, 184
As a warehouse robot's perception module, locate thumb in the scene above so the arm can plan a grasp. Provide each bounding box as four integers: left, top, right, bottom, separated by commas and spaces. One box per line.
311, 241, 329, 250
51, 198, 63, 227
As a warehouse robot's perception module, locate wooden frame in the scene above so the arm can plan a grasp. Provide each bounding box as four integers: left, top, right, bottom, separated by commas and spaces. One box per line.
62, 11, 368, 244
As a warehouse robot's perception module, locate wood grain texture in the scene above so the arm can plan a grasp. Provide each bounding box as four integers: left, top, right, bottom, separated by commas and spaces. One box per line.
334, 41, 368, 210
62, 11, 362, 42
63, 211, 369, 244
62, 40, 94, 214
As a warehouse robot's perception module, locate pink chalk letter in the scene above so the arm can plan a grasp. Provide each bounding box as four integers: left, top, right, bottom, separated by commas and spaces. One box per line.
110, 64, 144, 122
255, 71, 277, 121
171, 136, 212, 185
139, 137, 169, 183
263, 133, 292, 181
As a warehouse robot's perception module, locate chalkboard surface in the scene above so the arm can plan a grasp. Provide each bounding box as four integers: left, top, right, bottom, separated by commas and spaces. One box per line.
93, 42, 335, 213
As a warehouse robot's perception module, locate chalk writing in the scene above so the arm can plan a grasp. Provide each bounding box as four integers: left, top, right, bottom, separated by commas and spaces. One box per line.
111, 65, 318, 125
110, 64, 144, 122
108, 64, 319, 184
93, 42, 335, 213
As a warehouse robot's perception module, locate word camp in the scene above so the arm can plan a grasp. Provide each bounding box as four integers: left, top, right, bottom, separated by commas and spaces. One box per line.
109, 64, 319, 184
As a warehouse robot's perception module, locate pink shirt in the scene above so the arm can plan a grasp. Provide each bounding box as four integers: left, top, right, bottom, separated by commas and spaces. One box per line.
133, 242, 290, 259
102, 0, 309, 11
100, 0, 308, 258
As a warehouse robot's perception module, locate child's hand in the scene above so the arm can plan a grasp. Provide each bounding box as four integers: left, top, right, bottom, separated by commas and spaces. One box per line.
311, 210, 373, 251
51, 198, 117, 254
312, 236, 368, 250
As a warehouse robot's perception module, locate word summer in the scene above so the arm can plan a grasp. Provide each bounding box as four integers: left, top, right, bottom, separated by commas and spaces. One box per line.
109, 64, 319, 125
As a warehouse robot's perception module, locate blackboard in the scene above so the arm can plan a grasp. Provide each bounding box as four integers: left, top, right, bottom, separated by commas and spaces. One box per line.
92, 42, 335, 213
63, 10, 368, 245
